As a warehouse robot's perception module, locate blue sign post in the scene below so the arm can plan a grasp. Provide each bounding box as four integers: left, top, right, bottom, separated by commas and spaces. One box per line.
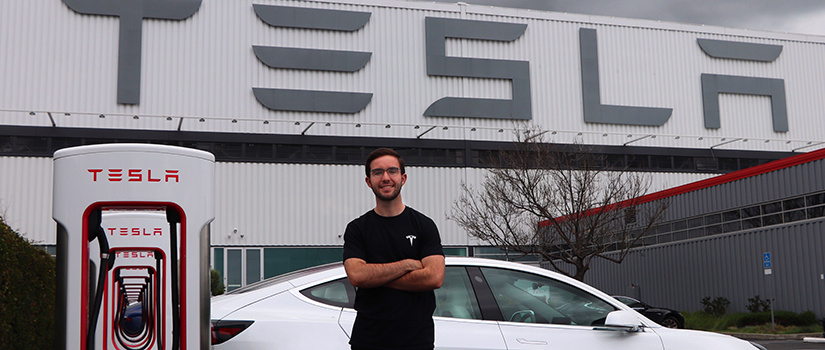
762, 252, 775, 330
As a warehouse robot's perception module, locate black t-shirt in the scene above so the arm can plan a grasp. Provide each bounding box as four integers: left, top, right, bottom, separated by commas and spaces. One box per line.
342, 207, 444, 350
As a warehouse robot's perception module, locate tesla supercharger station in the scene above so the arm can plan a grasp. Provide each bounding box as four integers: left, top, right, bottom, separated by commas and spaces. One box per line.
53, 144, 214, 350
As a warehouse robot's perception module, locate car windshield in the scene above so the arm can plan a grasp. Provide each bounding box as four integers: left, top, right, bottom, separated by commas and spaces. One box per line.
227, 262, 342, 294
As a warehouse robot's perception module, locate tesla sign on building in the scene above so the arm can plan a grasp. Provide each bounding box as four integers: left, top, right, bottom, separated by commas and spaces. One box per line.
2, 0, 824, 151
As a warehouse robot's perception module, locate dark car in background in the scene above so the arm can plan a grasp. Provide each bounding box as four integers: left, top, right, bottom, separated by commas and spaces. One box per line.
119, 302, 144, 336
612, 296, 685, 329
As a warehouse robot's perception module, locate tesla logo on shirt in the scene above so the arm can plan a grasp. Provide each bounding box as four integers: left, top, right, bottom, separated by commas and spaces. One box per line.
406, 235, 416, 246
87, 168, 180, 183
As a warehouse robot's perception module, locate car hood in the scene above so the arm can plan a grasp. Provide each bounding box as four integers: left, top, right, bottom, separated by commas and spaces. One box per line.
653, 327, 759, 350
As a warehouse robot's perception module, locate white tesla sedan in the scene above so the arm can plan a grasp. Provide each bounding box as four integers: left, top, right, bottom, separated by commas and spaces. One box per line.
211, 257, 765, 350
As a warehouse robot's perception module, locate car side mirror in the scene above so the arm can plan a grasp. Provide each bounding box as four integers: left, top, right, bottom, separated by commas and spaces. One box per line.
509, 310, 536, 323
597, 310, 642, 332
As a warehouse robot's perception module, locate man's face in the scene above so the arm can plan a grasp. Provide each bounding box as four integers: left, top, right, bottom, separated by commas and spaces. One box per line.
366, 155, 406, 202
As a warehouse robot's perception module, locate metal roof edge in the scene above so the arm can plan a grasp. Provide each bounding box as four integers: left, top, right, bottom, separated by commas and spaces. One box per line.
539, 148, 825, 227
637, 147, 825, 204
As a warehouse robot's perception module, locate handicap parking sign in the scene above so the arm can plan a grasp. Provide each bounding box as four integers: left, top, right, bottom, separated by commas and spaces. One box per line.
763, 252, 772, 268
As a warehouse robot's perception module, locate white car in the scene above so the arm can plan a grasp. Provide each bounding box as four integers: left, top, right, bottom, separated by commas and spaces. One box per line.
211, 257, 766, 350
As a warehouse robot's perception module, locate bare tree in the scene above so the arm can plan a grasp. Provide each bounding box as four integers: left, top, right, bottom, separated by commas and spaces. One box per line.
448, 127, 668, 281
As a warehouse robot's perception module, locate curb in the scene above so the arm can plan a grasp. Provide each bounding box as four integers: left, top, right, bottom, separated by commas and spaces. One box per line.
804, 337, 825, 343
723, 332, 823, 341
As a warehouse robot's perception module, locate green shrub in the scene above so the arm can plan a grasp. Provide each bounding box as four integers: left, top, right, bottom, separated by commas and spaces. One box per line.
737, 312, 772, 327
746, 295, 771, 313
0, 217, 56, 349
685, 310, 820, 333
775, 310, 817, 326
701, 296, 731, 317
211, 269, 225, 296
737, 310, 817, 327
684, 311, 739, 330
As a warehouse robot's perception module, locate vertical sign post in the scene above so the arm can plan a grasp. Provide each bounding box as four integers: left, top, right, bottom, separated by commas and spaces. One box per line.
763, 252, 775, 330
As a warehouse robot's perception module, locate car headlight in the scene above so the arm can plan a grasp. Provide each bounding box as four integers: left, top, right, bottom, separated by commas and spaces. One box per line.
749, 341, 767, 350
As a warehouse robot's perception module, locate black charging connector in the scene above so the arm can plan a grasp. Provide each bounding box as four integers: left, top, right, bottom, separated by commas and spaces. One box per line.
86, 208, 112, 350
167, 208, 182, 350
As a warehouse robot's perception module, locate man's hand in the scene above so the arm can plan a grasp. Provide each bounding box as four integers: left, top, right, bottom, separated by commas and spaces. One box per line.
384, 255, 445, 292
344, 258, 423, 289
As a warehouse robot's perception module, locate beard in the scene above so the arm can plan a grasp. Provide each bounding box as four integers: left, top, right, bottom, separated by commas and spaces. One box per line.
371, 182, 402, 202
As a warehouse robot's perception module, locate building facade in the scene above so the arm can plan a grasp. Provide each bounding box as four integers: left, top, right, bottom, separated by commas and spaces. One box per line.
1, 0, 824, 297
583, 149, 825, 315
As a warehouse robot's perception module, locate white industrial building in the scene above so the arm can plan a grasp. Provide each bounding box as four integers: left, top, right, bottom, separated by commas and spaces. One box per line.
2, 0, 824, 292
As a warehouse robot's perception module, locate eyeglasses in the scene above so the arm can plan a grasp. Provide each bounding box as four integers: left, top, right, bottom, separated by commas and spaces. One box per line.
370, 167, 401, 177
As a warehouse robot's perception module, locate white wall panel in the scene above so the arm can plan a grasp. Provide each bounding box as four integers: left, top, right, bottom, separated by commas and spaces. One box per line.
2, 0, 825, 151
211, 162, 478, 247
0, 154, 715, 247
213, 162, 370, 246
0, 157, 54, 243
212, 161, 714, 247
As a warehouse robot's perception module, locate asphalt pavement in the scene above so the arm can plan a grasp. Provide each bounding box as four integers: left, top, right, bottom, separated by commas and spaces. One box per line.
756, 339, 825, 350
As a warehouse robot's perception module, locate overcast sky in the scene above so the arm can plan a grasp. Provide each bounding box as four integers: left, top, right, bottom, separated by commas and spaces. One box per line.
409, 0, 825, 36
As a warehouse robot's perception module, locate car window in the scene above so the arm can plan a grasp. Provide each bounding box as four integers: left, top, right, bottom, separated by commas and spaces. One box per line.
433, 267, 483, 320
300, 278, 356, 308
480, 267, 615, 326
231, 262, 342, 294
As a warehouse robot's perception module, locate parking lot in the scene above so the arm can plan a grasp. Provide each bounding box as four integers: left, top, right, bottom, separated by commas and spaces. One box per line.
757, 340, 825, 350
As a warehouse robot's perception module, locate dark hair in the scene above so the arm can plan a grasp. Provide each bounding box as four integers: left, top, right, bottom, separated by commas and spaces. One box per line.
365, 148, 405, 177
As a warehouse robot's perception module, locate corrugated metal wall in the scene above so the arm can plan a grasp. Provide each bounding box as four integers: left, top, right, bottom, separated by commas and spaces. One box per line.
585, 219, 825, 316
2, 0, 821, 245
662, 157, 825, 221
0, 157, 54, 243
1, 0, 824, 151
1, 155, 712, 246
583, 157, 825, 316
113, 161, 718, 247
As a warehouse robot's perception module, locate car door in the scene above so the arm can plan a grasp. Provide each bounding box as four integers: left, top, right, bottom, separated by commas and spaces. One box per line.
479, 267, 664, 350
431, 266, 507, 350
338, 266, 507, 350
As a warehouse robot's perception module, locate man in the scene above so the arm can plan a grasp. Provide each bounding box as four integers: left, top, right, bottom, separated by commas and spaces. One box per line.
343, 147, 445, 350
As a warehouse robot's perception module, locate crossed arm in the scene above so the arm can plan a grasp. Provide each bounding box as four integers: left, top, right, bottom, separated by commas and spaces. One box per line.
344, 255, 445, 292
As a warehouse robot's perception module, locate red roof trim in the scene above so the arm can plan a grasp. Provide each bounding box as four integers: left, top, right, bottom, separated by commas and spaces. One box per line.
539, 147, 825, 227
